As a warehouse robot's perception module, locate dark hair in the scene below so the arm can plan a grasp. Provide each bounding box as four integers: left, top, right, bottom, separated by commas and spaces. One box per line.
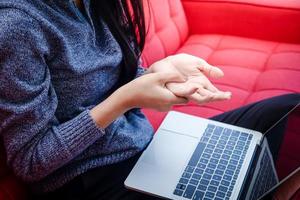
93, 0, 146, 85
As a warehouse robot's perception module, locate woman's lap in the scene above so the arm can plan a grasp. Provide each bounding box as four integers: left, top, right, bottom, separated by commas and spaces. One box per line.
36, 93, 300, 200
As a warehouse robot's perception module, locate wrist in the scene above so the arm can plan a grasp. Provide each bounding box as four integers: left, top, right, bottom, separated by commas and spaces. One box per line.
90, 87, 132, 129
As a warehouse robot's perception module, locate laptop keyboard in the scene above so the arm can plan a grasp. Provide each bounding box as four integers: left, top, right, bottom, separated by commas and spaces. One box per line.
173, 124, 253, 200
249, 150, 277, 200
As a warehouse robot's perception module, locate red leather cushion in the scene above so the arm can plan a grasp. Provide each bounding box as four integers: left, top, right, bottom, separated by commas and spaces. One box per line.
182, 0, 300, 43
141, 0, 189, 67
143, 34, 300, 129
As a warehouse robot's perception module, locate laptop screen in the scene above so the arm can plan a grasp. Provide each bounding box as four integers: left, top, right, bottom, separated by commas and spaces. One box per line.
259, 103, 300, 200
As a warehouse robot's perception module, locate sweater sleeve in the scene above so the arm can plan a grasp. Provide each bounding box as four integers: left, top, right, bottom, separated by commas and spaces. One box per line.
0, 9, 105, 182
135, 59, 147, 78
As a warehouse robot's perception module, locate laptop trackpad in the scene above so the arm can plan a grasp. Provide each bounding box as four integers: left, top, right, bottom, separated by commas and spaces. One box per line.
125, 129, 198, 198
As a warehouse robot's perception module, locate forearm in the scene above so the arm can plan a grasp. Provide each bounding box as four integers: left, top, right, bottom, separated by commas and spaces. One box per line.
90, 86, 132, 128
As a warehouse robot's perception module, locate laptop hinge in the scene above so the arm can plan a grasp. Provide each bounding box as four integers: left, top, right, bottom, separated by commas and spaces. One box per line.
238, 144, 262, 200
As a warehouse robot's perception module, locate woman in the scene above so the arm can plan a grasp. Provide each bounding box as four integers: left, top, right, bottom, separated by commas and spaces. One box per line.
0, 0, 298, 199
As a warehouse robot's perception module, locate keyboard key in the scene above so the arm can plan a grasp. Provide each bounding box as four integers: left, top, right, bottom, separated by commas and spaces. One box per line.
240, 136, 247, 141
222, 154, 230, 160
241, 132, 248, 137
235, 145, 243, 151
182, 172, 192, 179
183, 185, 196, 199
214, 127, 223, 135
207, 144, 215, 149
190, 179, 199, 185
205, 168, 214, 174
174, 189, 183, 196
221, 180, 230, 186
216, 191, 226, 198
193, 190, 204, 200
200, 137, 209, 143
214, 148, 222, 154
200, 179, 209, 185
229, 136, 238, 142
210, 158, 218, 164
232, 154, 240, 160
212, 135, 219, 140
195, 168, 204, 174
219, 140, 226, 145
212, 153, 221, 159
229, 159, 238, 165
225, 145, 234, 150
200, 158, 208, 164
192, 173, 201, 180
224, 150, 232, 155
223, 175, 232, 181
225, 169, 234, 175
186, 166, 195, 173
227, 165, 236, 171
220, 159, 228, 165
210, 180, 220, 186
197, 163, 206, 169
179, 178, 189, 184
213, 175, 222, 181
223, 128, 231, 136
219, 185, 228, 192
216, 144, 225, 149
228, 141, 235, 146
232, 131, 240, 137
237, 141, 245, 146
208, 163, 217, 169
221, 135, 229, 140
208, 186, 217, 192
203, 173, 212, 180
205, 192, 215, 198
188, 142, 207, 167
215, 170, 224, 175
233, 150, 242, 155
176, 183, 186, 190
209, 140, 217, 145
217, 164, 226, 170
197, 184, 207, 191
204, 149, 213, 154
202, 153, 210, 159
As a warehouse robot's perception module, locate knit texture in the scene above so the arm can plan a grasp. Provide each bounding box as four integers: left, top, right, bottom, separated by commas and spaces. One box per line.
0, 0, 153, 193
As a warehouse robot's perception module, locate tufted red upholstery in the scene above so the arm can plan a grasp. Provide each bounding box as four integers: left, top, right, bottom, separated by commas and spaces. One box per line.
0, 0, 299, 199
141, 0, 300, 198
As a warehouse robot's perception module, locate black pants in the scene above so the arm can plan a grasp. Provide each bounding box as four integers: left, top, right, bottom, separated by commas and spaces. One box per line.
35, 94, 300, 200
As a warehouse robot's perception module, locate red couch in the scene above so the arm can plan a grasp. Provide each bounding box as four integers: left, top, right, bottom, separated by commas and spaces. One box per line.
0, 0, 300, 199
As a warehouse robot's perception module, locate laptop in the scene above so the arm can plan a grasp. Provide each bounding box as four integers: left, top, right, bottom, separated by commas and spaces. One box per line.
125, 103, 299, 200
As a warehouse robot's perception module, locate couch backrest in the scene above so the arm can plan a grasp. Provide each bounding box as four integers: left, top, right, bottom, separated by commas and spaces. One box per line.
141, 0, 189, 67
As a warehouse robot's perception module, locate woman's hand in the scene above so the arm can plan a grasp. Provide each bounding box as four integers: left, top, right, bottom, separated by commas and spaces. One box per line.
90, 72, 196, 128
148, 53, 231, 103
120, 72, 198, 111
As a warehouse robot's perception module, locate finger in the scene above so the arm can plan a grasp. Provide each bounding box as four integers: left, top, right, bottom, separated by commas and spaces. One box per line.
203, 82, 219, 93
171, 96, 189, 105
189, 92, 208, 104
157, 72, 187, 84
198, 88, 232, 101
196, 61, 224, 79
166, 82, 199, 97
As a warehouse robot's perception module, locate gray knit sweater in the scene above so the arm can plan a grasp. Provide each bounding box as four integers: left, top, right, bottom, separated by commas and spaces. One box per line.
0, 0, 153, 193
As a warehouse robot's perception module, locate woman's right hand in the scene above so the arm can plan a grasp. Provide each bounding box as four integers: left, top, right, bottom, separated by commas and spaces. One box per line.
119, 72, 198, 112
90, 72, 197, 128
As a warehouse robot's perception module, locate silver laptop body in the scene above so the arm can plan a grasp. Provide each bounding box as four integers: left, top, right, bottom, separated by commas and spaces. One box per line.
125, 111, 277, 200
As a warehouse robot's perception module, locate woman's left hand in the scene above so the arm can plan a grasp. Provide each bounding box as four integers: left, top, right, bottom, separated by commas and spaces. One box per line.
148, 53, 232, 104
